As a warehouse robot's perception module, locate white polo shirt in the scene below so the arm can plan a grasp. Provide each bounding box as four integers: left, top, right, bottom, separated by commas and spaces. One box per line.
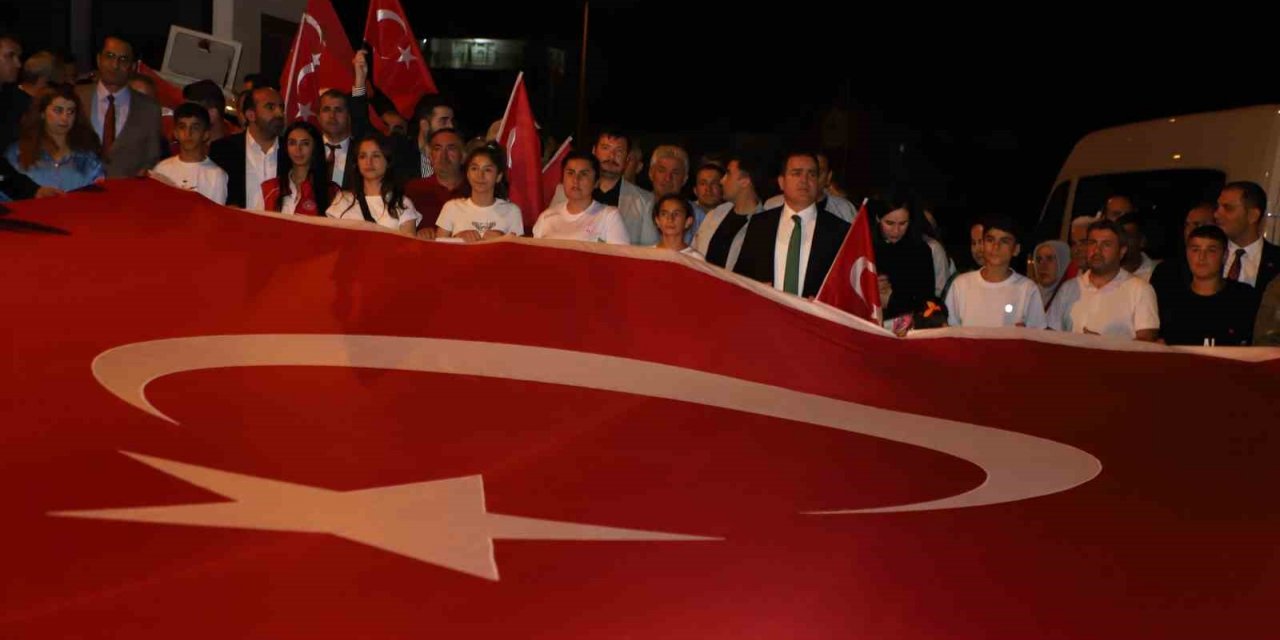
1047, 269, 1160, 338
944, 269, 1046, 329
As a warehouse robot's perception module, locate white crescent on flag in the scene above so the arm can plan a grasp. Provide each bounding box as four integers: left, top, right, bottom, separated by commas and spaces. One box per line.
374, 9, 409, 62
851, 256, 874, 300
90, 335, 1102, 515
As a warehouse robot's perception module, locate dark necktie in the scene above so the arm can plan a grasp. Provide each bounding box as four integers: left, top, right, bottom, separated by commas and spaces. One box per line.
1226, 248, 1246, 281
102, 95, 117, 156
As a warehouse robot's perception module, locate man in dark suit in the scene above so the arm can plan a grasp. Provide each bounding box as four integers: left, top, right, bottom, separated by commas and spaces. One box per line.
734, 150, 850, 298
208, 86, 284, 208
1214, 181, 1280, 293
75, 36, 163, 178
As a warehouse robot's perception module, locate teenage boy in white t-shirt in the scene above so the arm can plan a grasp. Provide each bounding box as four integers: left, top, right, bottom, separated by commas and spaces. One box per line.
150, 103, 228, 204
945, 215, 1046, 328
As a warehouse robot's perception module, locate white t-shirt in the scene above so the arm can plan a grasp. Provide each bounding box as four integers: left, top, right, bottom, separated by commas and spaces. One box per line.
151, 156, 228, 204
944, 269, 1046, 329
532, 201, 630, 245
326, 192, 423, 231
1047, 269, 1160, 338
436, 197, 524, 237
652, 244, 706, 261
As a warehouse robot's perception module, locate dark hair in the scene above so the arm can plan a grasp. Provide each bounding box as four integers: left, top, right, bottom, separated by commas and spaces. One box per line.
694, 162, 725, 180
1224, 181, 1267, 216
868, 192, 926, 245
461, 144, 508, 200
172, 102, 211, 129
592, 127, 631, 153
346, 133, 407, 218
1187, 223, 1229, 249
651, 193, 692, 223
777, 149, 821, 176
318, 88, 349, 109
724, 149, 769, 196
242, 72, 272, 90
274, 121, 331, 213
427, 127, 463, 145
182, 79, 226, 111
17, 83, 100, 169
979, 214, 1021, 245
410, 93, 455, 141
561, 150, 600, 180
1086, 218, 1127, 242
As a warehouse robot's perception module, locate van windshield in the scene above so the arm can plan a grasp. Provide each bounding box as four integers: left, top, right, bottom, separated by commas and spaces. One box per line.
1071, 169, 1226, 261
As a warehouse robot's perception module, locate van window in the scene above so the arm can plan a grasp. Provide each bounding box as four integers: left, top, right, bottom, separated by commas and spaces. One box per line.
1034, 181, 1070, 246
1071, 169, 1225, 259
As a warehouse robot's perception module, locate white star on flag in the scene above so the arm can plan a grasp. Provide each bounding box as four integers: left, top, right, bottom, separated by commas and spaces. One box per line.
396, 45, 415, 65
50, 452, 717, 581
296, 103, 315, 120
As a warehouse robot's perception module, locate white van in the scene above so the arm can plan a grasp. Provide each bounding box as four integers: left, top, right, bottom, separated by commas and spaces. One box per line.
1038, 105, 1280, 251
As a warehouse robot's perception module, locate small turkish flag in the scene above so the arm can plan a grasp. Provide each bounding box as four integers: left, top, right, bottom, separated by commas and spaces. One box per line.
496, 72, 543, 232
816, 200, 881, 322
363, 0, 437, 119
280, 0, 355, 125
540, 136, 572, 213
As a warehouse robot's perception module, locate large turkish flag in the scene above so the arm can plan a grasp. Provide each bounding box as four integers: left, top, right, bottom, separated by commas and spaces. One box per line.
2, 180, 1277, 638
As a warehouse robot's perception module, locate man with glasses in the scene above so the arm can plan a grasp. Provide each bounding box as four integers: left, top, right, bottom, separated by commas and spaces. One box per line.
76, 36, 163, 178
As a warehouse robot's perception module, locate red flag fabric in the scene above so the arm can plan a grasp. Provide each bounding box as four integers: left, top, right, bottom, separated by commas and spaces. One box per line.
135, 61, 184, 110
816, 201, 881, 322
2, 180, 1279, 638
280, 0, 355, 125
496, 72, 543, 231
363, 0, 437, 119
540, 136, 572, 213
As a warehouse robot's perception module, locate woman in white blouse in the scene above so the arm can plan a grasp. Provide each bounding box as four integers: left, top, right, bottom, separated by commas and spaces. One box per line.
326, 134, 421, 235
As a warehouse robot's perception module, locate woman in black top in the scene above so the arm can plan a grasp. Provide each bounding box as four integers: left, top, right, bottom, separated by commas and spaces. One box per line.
871, 195, 936, 320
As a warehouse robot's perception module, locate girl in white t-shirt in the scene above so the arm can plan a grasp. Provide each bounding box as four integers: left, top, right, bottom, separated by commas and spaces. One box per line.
436, 145, 524, 241
651, 194, 704, 260
326, 134, 421, 235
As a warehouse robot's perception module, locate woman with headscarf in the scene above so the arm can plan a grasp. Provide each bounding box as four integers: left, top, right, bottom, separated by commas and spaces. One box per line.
1031, 240, 1073, 311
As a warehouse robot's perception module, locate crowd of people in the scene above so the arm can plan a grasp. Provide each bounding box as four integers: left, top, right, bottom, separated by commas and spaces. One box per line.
2, 32, 1278, 346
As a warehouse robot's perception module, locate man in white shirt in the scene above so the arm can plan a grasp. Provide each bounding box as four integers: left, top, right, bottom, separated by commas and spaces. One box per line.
548, 129, 655, 245
733, 151, 850, 297
762, 152, 856, 223
689, 162, 724, 242
1048, 219, 1159, 340
1214, 181, 1280, 292
150, 103, 227, 204
209, 86, 283, 209
945, 215, 1046, 328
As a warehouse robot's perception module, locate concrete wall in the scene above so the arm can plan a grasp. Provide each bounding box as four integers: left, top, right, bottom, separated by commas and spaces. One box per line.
220, 0, 305, 79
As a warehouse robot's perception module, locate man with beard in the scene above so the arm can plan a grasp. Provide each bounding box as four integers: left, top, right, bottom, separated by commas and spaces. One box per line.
210, 86, 284, 208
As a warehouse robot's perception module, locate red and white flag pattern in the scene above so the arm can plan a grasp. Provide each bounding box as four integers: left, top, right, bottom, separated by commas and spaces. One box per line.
540, 136, 573, 213
496, 72, 543, 231
362, 0, 437, 119
816, 200, 881, 322
2, 180, 1278, 638
280, 0, 355, 125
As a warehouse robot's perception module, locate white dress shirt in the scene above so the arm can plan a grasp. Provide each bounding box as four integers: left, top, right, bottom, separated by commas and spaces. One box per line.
92, 82, 130, 140
1224, 236, 1264, 286
772, 202, 818, 293
244, 135, 278, 211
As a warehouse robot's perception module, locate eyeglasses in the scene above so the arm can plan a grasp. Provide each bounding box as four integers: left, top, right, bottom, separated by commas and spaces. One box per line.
101, 51, 132, 65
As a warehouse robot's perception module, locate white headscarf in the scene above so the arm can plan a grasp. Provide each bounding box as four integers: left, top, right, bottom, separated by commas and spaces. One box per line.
1033, 240, 1071, 309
